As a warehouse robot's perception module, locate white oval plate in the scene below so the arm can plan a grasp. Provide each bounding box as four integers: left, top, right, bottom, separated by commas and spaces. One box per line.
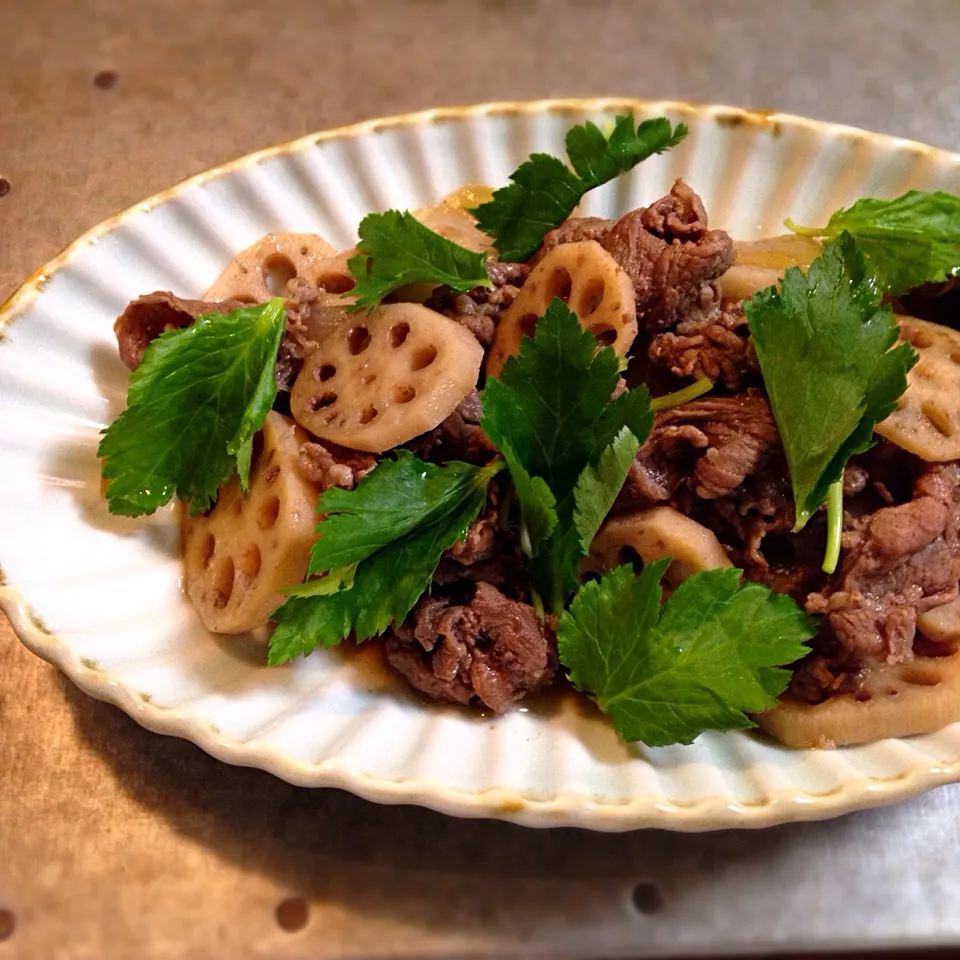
4, 99, 960, 832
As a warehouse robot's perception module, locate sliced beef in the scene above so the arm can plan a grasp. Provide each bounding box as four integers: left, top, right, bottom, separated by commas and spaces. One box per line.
485, 259, 532, 288
405, 389, 497, 464
600, 180, 735, 332
280, 280, 359, 390
297, 441, 376, 491
114, 291, 246, 370
805, 463, 960, 663
434, 492, 525, 590
898, 278, 960, 328
789, 646, 866, 704
531, 182, 734, 335
115, 287, 322, 395
536, 216, 612, 258
448, 510, 499, 566
647, 301, 758, 389
384, 582, 556, 713
621, 391, 780, 506
425, 260, 531, 349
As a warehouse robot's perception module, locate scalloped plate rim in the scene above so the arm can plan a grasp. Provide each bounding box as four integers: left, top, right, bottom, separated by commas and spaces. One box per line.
3, 97, 960, 832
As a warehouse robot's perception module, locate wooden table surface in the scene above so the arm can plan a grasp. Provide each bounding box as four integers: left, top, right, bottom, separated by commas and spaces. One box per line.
6, 1, 960, 957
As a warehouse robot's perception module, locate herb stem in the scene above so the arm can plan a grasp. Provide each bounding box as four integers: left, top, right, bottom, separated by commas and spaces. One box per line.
784, 217, 823, 237
822, 479, 844, 575
650, 377, 713, 412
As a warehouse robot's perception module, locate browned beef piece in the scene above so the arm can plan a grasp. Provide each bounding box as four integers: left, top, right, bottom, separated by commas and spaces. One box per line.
405, 389, 497, 465
536, 216, 612, 258
448, 510, 499, 566
648, 301, 758, 389
898, 278, 960, 327
621, 392, 780, 506
600, 180, 735, 332
789, 648, 866, 704
434, 491, 524, 589
384, 582, 556, 713
297, 441, 375, 491
114, 291, 246, 370
275, 337, 304, 393
485, 259, 532, 288
425, 263, 530, 349
805, 463, 960, 663
280, 280, 356, 390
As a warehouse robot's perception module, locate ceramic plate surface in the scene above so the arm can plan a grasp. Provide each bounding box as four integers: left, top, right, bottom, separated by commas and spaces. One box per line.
4, 99, 960, 831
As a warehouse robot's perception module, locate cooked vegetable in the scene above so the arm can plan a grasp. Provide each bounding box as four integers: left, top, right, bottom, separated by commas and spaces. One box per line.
205, 232, 337, 302
588, 507, 733, 584
876, 317, 960, 461
289, 302, 483, 453
756, 653, 960, 748
182, 412, 320, 633
717, 233, 822, 301
486, 240, 638, 379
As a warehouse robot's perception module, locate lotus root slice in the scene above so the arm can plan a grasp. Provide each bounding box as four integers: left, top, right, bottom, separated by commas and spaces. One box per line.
876, 317, 960, 461
204, 233, 338, 303
718, 234, 823, 302
181, 411, 321, 634
290, 302, 483, 453
756, 651, 960, 748
586, 507, 732, 586
486, 240, 638, 380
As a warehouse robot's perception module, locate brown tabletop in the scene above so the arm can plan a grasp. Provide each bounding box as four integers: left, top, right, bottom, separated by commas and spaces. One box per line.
5, 1, 960, 958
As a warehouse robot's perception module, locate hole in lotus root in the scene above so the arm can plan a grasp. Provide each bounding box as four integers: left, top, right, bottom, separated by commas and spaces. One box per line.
547, 266, 572, 303
263, 254, 298, 297
212, 557, 235, 608
347, 326, 371, 355
901, 665, 942, 686
362, 373, 377, 385
239, 544, 262, 580
360, 405, 379, 424
519, 313, 538, 339
310, 392, 338, 411
412, 345, 438, 370
855, 689, 873, 702
316, 363, 336, 382
389, 322, 410, 347
250, 431, 265, 472
258, 496, 280, 529
906, 327, 934, 349
318, 272, 355, 294
234, 294, 258, 305
275, 897, 309, 932
580, 277, 606, 316
395, 385, 416, 404
951, 351, 960, 365
630, 882, 664, 915
922, 401, 954, 437
199, 533, 216, 568
618, 546, 644, 570
592, 326, 618, 347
